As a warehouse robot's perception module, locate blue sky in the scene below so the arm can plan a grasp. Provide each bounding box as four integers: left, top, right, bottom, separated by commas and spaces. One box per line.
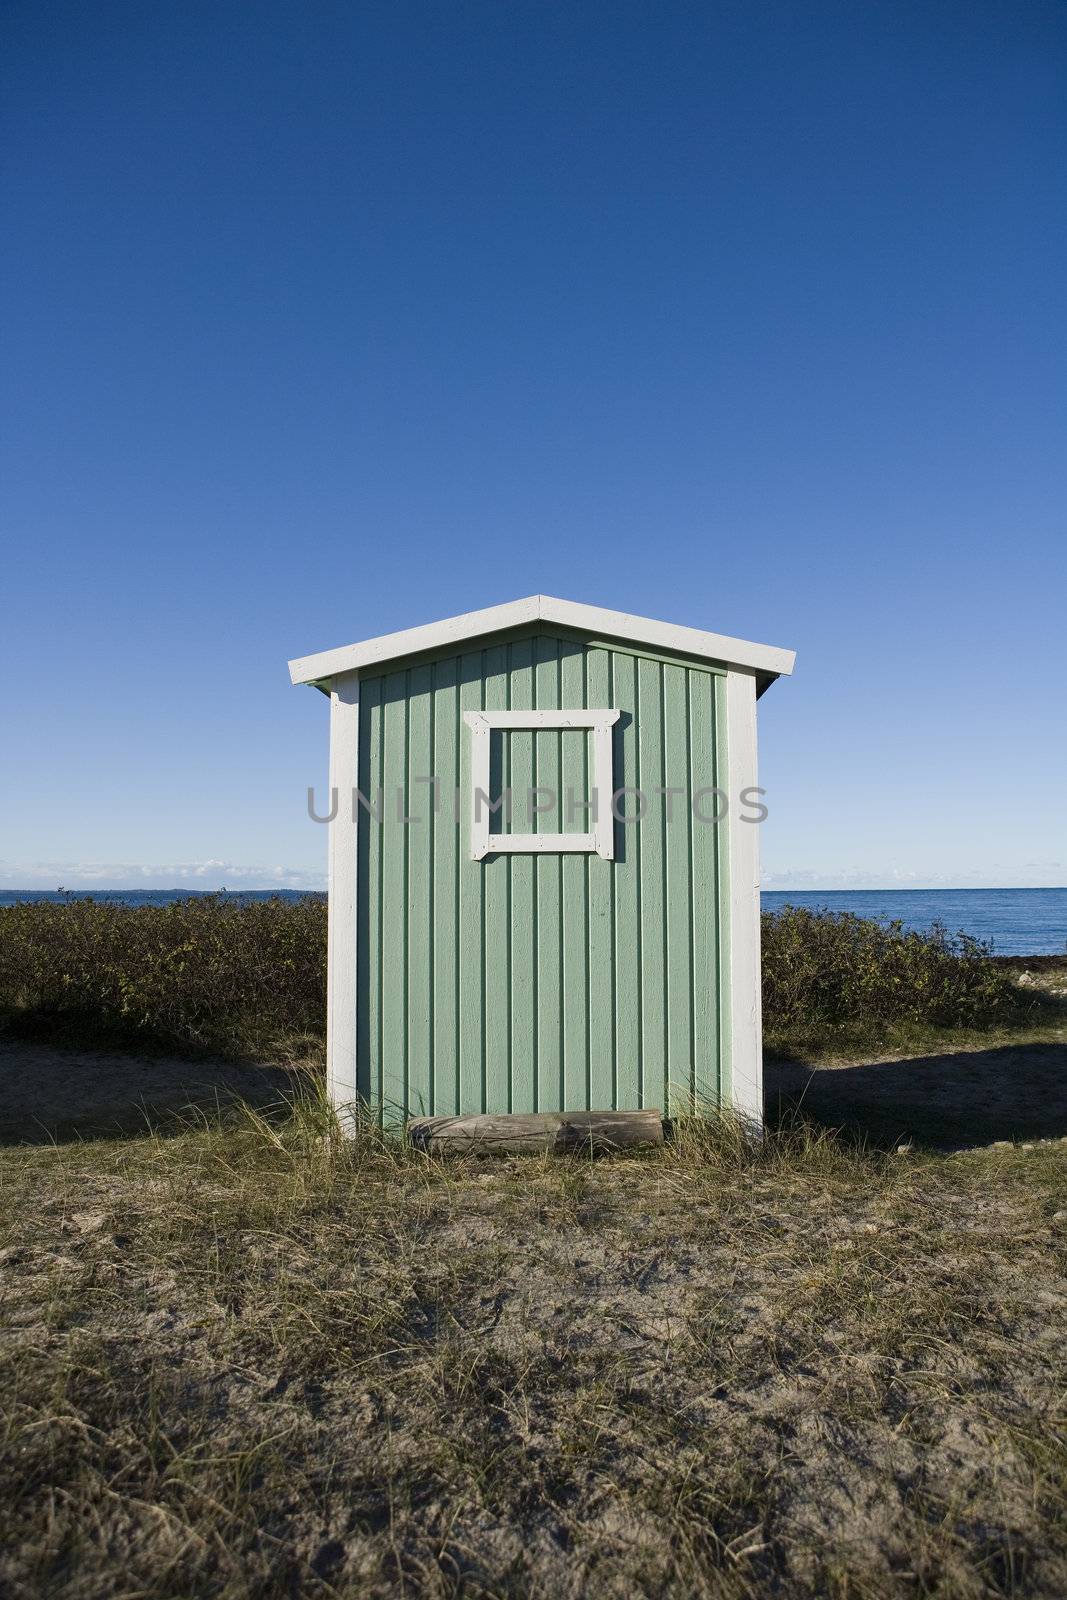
2, 0, 1064, 890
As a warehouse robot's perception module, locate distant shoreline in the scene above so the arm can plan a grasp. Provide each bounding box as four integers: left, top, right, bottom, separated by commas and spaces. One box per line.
4, 889, 1062, 902
2, 885, 1063, 896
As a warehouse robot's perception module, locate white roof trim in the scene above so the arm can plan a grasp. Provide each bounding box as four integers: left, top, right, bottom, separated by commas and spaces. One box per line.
288, 594, 796, 686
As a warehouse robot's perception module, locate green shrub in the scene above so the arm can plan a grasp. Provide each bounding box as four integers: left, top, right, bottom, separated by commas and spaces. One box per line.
0, 895, 327, 1057
0, 895, 1032, 1060
761, 904, 1024, 1041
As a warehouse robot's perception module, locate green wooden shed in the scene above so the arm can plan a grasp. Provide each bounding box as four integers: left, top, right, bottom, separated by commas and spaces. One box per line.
289, 596, 794, 1127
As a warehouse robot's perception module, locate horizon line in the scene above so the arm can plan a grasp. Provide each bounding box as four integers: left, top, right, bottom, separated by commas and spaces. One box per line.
2, 884, 1066, 895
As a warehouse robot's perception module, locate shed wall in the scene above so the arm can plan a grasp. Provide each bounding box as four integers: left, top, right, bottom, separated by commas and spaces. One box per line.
355, 630, 729, 1118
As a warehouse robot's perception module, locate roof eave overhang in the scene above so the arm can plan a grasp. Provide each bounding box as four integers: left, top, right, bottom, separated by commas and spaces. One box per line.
289, 595, 795, 690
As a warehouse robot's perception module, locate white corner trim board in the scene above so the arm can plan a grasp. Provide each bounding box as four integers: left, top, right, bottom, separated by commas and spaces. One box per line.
463, 709, 620, 861
724, 667, 763, 1128
289, 594, 796, 686
327, 674, 360, 1121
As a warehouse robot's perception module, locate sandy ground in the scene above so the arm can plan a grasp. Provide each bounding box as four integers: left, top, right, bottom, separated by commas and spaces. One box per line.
3, 1105, 1066, 1596
0, 1028, 1065, 1148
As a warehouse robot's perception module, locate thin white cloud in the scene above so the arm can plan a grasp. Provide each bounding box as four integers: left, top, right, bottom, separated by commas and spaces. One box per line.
0, 860, 326, 890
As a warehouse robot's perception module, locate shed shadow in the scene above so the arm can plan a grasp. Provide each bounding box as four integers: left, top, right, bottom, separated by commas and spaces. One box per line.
0, 1039, 306, 1146
765, 1041, 1067, 1150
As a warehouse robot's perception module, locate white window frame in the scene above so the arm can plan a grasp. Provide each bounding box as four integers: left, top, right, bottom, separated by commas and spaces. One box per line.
462, 709, 620, 861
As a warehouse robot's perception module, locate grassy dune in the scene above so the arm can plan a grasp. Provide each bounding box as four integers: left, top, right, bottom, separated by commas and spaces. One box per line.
2, 1101, 1066, 1598
1, 900, 1065, 1596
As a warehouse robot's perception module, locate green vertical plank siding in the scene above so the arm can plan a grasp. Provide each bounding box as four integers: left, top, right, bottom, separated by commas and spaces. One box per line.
612, 650, 641, 1110
356, 632, 725, 1120
406, 665, 433, 1117
482, 646, 510, 1116
560, 642, 589, 1110
584, 646, 615, 1108
432, 655, 459, 1115
507, 637, 535, 1111
457, 654, 484, 1113
637, 656, 666, 1110
534, 636, 562, 1111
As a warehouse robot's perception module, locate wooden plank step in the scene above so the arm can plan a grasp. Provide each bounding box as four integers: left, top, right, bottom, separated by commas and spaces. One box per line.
407, 1110, 665, 1156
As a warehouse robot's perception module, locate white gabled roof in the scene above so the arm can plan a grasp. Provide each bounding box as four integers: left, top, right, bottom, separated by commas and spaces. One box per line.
288, 594, 795, 690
